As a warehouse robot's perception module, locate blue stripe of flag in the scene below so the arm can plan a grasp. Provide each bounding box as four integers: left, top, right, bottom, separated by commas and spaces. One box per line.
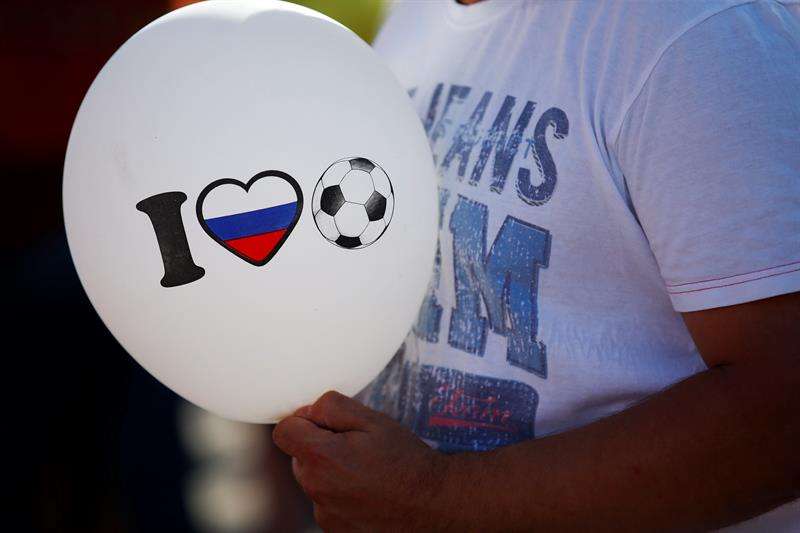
204, 202, 297, 241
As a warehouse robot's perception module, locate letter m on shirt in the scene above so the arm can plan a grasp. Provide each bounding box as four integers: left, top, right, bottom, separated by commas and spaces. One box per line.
449, 196, 551, 378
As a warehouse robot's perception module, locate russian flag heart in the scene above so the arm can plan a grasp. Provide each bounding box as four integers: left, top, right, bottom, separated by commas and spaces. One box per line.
196, 170, 303, 266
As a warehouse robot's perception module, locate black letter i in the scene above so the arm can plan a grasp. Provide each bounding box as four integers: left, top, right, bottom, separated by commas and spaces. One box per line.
136, 192, 205, 287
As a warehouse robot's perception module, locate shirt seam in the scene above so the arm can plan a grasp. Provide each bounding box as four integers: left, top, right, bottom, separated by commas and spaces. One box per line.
665, 260, 800, 288
667, 267, 800, 295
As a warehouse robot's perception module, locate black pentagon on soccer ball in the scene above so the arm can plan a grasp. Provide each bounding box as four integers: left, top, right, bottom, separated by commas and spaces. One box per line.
349, 157, 375, 172
336, 235, 362, 249
320, 185, 345, 216
364, 190, 386, 221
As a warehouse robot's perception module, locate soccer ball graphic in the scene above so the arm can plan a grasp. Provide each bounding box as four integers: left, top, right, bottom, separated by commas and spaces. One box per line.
312, 157, 394, 249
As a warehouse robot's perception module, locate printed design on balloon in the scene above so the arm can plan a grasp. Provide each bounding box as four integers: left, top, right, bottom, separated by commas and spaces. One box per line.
312, 157, 394, 249
196, 170, 303, 266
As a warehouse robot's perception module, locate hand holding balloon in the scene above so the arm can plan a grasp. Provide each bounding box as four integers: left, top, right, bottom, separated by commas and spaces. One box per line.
273, 391, 453, 531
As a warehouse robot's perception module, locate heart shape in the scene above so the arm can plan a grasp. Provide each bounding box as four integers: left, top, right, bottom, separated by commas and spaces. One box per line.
196, 170, 303, 266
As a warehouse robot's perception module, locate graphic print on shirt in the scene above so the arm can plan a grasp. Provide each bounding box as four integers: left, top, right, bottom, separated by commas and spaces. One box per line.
447, 196, 551, 377
364, 82, 569, 452
412, 84, 567, 368
415, 365, 539, 452
363, 344, 538, 453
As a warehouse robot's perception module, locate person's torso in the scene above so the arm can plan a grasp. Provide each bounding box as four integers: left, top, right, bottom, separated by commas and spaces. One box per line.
362, 0, 716, 449
360, 2, 799, 529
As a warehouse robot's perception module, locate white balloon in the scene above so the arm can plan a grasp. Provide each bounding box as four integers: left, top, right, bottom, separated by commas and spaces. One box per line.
63, 0, 437, 423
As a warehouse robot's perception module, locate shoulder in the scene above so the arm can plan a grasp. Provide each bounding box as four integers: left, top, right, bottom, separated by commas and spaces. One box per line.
570, 0, 784, 44
573, 0, 800, 148
569, 0, 798, 72
563, 0, 770, 74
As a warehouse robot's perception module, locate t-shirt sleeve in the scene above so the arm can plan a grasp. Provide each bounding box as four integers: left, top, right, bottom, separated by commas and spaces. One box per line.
615, 1, 800, 313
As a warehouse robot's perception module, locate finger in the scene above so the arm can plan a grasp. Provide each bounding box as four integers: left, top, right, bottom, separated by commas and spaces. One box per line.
272, 415, 332, 458
291, 456, 302, 481
291, 456, 311, 492
300, 390, 379, 432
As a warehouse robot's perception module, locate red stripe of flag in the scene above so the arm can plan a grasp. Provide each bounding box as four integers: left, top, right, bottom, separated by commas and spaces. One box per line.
224, 229, 286, 262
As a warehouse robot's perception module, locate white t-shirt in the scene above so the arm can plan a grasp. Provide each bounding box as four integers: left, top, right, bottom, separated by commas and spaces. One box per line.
359, 0, 800, 530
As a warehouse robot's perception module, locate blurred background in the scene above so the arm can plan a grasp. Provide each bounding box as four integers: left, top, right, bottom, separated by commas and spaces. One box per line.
4, 1, 388, 531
